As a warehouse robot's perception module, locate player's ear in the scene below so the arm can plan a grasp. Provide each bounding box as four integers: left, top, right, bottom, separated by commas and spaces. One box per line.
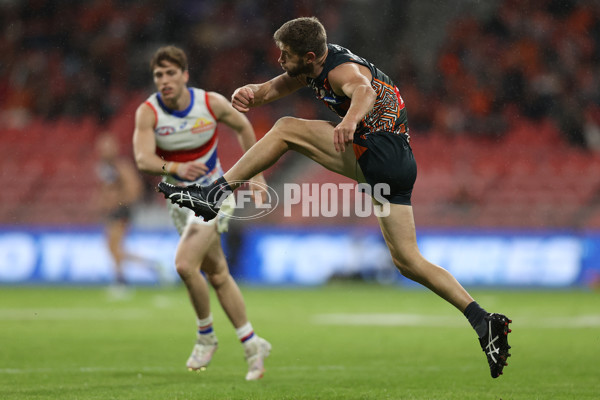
183, 70, 189, 83
305, 51, 317, 64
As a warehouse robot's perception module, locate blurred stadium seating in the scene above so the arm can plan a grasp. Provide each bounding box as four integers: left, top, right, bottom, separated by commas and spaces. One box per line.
2, 0, 600, 228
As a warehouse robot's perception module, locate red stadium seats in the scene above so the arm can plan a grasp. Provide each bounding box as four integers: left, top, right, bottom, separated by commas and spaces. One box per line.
3, 109, 600, 228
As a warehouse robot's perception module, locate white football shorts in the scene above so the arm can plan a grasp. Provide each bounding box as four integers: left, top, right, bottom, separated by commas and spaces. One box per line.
166, 193, 236, 235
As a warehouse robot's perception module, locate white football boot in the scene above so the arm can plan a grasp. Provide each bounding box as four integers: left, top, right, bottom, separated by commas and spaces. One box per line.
244, 336, 272, 380
186, 333, 218, 371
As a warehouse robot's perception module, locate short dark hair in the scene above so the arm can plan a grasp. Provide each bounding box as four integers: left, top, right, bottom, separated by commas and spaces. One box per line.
150, 45, 188, 72
273, 17, 327, 58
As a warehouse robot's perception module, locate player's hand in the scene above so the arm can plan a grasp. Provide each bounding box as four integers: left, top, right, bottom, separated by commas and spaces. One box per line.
248, 174, 268, 205
333, 119, 356, 152
175, 161, 208, 181
231, 86, 254, 113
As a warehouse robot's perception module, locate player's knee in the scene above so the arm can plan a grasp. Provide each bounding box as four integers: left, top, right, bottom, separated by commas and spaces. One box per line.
273, 116, 298, 129
271, 116, 302, 138
174, 257, 196, 280
205, 267, 230, 289
391, 253, 421, 280
392, 259, 413, 278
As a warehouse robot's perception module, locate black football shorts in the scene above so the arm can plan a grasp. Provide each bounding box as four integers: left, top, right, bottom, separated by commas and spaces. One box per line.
353, 131, 417, 205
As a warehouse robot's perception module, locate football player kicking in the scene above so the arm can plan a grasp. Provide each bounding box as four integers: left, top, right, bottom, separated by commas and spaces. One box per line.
158, 18, 511, 378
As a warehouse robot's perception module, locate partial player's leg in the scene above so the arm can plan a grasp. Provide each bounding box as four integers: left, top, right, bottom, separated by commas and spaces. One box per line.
174, 222, 220, 371
377, 204, 474, 310
201, 238, 272, 380
201, 236, 248, 328
225, 117, 363, 185
175, 223, 216, 320
377, 204, 512, 378
105, 219, 128, 285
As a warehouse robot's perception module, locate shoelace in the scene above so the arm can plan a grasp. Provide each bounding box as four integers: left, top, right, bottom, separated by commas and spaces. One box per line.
485, 319, 501, 363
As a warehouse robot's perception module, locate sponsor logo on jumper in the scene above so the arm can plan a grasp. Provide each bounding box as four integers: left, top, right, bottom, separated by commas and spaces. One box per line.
191, 118, 215, 134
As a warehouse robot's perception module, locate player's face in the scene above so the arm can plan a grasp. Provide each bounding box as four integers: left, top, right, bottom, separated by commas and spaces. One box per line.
153, 61, 189, 101
277, 45, 312, 78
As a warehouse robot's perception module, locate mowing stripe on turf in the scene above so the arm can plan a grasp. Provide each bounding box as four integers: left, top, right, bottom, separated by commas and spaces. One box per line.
0, 308, 152, 320
312, 313, 600, 327
0, 366, 180, 374
0, 365, 350, 375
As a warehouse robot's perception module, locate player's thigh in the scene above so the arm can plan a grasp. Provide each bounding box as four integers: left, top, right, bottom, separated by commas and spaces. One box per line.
276, 117, 365, 182
377, 203, 422, 265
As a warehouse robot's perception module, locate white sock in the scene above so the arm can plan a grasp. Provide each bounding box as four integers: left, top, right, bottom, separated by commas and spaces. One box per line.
197, 314, 214, 335
236, 321, 256, 344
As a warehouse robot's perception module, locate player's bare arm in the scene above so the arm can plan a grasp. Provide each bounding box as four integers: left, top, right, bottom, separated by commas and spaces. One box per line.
231, 73, 304, 113
133, 103, 208, 180
328, 63, 376, 152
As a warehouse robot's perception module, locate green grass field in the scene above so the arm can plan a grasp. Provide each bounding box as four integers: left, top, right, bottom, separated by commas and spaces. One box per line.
1, 284, 599, 400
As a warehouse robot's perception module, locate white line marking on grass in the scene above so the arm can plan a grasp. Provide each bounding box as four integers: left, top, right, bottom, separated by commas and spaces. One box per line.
152, 295, 173, 308
543, 315, 600, 327
312, 313, 600, 328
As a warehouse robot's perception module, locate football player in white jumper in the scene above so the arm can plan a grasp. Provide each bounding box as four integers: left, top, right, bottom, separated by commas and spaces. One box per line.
133, 46, 270, 381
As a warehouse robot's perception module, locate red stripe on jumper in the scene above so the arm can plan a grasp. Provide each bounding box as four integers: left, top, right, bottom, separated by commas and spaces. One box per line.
156, 130, 218, 162
144, 101, 159, 130
205, 91, 217, 120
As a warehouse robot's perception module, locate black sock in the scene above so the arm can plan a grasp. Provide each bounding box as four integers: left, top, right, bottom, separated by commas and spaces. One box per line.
463, 301, 488, 338
206, 176, 233, 204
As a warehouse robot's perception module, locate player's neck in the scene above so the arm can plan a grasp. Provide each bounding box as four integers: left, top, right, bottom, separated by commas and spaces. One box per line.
164, 87, 191, 111
307, 49, 328, 78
